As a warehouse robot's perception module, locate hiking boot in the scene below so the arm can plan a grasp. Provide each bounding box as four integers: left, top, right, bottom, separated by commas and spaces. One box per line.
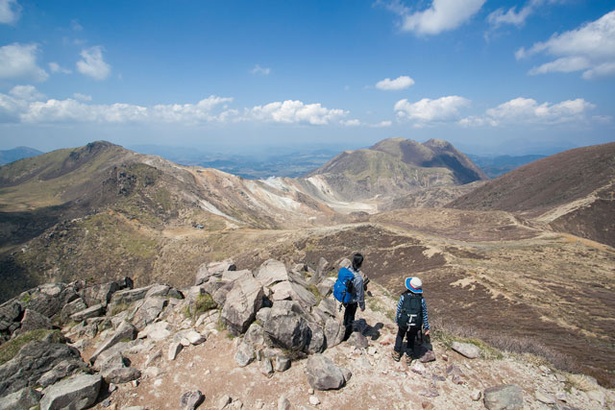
391, 350, 401, 362
406, 354, 414, 366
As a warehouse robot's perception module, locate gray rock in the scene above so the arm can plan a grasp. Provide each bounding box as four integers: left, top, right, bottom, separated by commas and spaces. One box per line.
180, 390, 205, 410
274, 355, 291, 372
260, 358, 274, 377
60, 298, 88, 321
103, 367, 141, 384
70, 303, 105, 322
0, 387, 42, 410
0, 300, 22, 332
0, 340, 85, 396
37, 359, 87, 387
89, 321, 137, 364
218, 394, 232, 409
81, 280, 122, 307
451, 341, 481, 359
263, 302, 310, 352
306, 324, 326, 354
255, 259, 289, 288
483, 384, 524, 410
138, 320, 171, 341
16, 308, 52, 335
221, 273, 264, 336
235, 341, 255, 367
324, 317, 345, 349
40, 373, 102, 410
305, 354, 345, 391
108, 285, 154, 309
168, 341, 183, 361
278, 395, 290, 410
132, 297, 167, 329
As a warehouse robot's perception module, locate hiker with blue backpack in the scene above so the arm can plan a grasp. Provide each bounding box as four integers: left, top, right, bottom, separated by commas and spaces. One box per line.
392, 276, 430, 365
333, 253, 367, 341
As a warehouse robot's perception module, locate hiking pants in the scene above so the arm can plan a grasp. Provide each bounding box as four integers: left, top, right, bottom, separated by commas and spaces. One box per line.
343, 302, 358, 330
394, 326, 419, 354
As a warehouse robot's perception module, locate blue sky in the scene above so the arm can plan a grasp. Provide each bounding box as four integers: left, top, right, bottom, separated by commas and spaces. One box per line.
1, 0, 614, 156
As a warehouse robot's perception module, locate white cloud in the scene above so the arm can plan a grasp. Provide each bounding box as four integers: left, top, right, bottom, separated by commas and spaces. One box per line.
394, 96, 471, 126
397, 0, 486, 35
251, 64, 271, 75
9, 85, 45, 101
247, 100, 348, 125
517, 10, 615, 79
375, 75, 415, 91
0, 0, 21, 25
460, 97, 597, 126
76, 46, 111, 80
488, 0, 567, 29
49, 62, 72, 74
0, 43, 48, 81
0, 89, 350, 128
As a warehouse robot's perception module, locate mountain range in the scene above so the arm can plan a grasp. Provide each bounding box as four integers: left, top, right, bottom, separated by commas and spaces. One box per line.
0, 137, 614, 390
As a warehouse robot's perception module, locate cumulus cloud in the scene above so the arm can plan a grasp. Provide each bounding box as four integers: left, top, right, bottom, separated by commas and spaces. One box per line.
391, 0, 486, 35
251, 64, 271, 75
247, 100, 348, 125
0, 43, 48, 81
0, 0, 21, 24
394, 96, 471, 126
76, 46, 111, 80
459, 97, 597, 126
516, 10, 615, 79
0, 89, 352, 128
375, 75, 415, 91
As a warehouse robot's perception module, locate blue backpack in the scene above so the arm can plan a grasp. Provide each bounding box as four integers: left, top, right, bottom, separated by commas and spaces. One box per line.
333, 267, 355, 304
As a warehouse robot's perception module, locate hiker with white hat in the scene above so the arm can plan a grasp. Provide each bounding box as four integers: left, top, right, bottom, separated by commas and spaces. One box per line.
391, 277, 431, 364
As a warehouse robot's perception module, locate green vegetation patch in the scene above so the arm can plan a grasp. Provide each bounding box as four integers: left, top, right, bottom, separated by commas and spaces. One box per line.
0, 329, 65, 366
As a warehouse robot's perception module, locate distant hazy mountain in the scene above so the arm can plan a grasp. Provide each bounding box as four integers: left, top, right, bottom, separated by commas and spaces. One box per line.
304, 137, 488, 201
468, 154, 547, 178
0, 146, 44, 165
130, 144, 341, 179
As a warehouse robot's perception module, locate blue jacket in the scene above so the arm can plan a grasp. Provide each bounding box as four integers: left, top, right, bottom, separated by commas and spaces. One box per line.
396, 291, 430, 330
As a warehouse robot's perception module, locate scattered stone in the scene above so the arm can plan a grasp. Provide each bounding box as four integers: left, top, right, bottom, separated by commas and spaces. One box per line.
483, 384, 523, 410
305, 354, 345, 391
40, 373, 102, 410
421, 401, 435, 409
179, 390, 205, 410
103, 367, 141, 384
168, 341, 183, 361
419, 350, 436, 363
274, 355, 291, 372
235, 341, 255, 367
218, 394, 232, 410
278, 395, 290, 410
70, 304, 105, 323
410, 361, 427, 376
471, 389, 482, 401
260, 358, 274, 377
309, 395, 320, 405
451, 341, 481, 359
535, 391, 556, 404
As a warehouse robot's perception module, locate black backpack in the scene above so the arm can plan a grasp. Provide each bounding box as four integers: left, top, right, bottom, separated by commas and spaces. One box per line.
397, 292, 423, 329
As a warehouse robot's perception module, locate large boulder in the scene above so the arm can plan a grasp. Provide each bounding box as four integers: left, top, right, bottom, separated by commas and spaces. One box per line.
263, 301, 311, 352
0, 339, 85, 397
221, 272, 264, 336
131, 297, 168, 329
255, 259, 289, 288
305, 354, 346, 391
40, 373, 102, 410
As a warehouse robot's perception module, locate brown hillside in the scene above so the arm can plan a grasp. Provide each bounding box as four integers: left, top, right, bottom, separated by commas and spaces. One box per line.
448, 142, 615, 247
